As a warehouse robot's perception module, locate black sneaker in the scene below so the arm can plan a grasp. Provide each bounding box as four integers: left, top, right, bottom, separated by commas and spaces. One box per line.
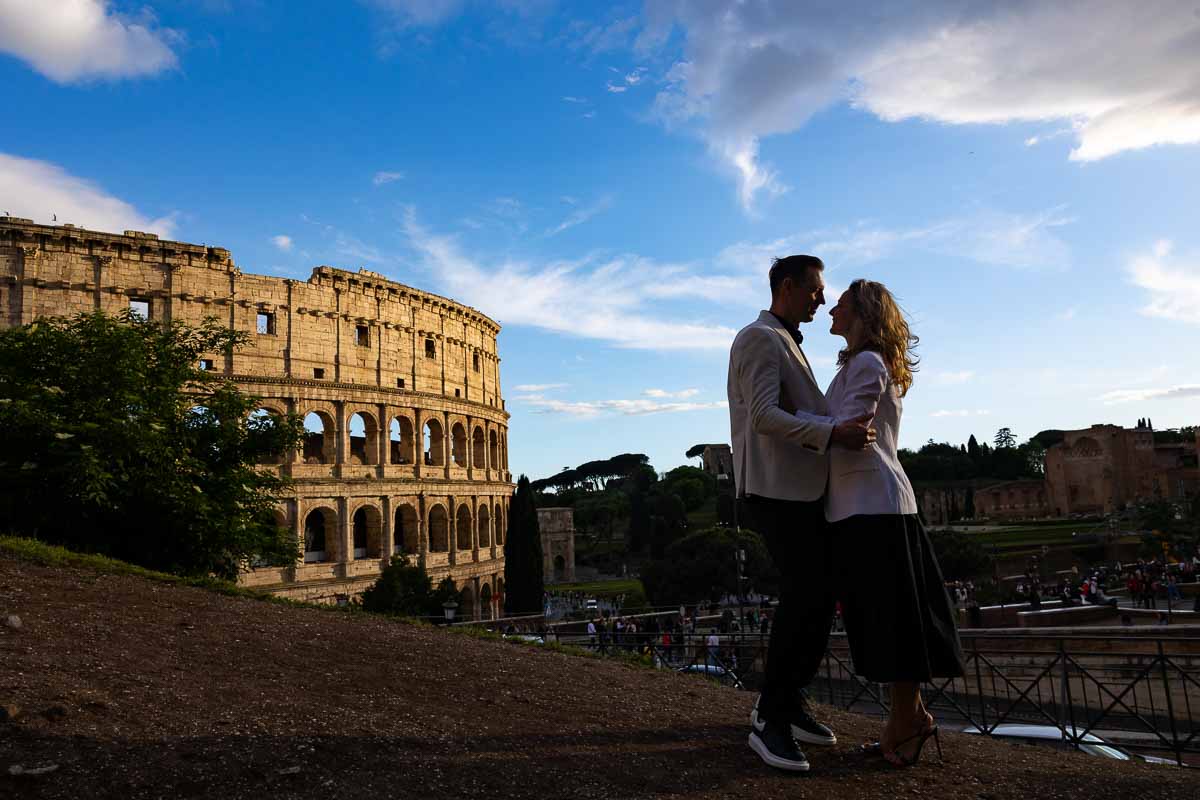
748, 721, 810, 772
750, 693, 837, 746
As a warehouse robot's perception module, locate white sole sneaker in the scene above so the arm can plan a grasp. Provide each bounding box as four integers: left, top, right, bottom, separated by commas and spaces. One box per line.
748, 731, 810, 772
750, 706, 837, 746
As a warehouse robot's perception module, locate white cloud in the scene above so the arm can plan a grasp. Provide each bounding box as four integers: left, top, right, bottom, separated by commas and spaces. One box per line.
931, 409, 992, 418
514, 383, 568, 393
1128, 240, 1200, 325
644, 388, 701, 399
0, 0, 179, 83
545, 194, 612, 236
644, 1, 1200, 210
517, 393, 727, 418
401, 209, 738, 350
606, 81, 628, 93
361, 0, 464, 27
1100, 385, 1200, 405
0, 152, 176, 237
271, 235, 293, 252
372, 170, 404, 186
562, 96, 587, 104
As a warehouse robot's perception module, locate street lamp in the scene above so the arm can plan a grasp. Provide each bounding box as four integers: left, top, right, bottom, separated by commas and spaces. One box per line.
442, 599, 459, 624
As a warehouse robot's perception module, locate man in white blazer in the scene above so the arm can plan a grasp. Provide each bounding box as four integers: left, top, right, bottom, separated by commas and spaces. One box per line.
727, 254, 874, 773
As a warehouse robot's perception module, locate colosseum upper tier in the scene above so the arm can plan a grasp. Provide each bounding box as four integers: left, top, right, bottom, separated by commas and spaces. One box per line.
0, 218, 513, 617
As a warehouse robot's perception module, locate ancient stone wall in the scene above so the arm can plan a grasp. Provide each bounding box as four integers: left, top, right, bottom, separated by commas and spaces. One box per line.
536, 507, 576, 584
0, 218, 512, 617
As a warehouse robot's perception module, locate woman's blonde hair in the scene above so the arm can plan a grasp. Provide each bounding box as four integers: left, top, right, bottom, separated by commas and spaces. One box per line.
837, 279, 919, 397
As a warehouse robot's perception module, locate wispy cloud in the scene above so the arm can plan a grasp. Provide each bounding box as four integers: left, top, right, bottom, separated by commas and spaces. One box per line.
0, 0, 180, 83
562, 96, 587, 104
271, 234, 293, 252
517, 393, 727, 418
644, 388, 701, 399
514, 383, 569, 393
0, 152, 176, 237
545, 194, 613, 236
372, 170, 404, 186
606, 81, 628, 93
930, 409, 992, 418
1128, 240, 1200, 325
1100, 385, 1200, 405
401, 209, 738, 350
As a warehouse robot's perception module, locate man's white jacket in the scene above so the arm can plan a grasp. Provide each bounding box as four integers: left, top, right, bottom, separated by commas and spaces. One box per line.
726, 310, 835, 502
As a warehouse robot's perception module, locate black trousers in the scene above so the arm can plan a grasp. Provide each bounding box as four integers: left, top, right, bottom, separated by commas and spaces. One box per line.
742, 494, 834, 719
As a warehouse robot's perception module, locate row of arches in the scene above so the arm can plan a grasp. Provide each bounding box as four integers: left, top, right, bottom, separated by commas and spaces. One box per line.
281, 409, 508, 471
296, 499, 507, 564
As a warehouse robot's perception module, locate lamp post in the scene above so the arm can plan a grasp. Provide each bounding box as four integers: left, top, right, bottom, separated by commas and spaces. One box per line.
736, 547, 747, 634
442, 599, 459, 625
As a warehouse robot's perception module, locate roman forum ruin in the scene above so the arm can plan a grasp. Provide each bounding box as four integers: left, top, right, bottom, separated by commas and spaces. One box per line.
0, 218, 512, 618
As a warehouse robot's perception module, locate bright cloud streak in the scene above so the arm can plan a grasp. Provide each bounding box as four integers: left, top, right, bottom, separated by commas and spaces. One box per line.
0, 152, 176, 237
517, 393, 727, 418
1128, 240, 1200, 325
372, 170, 405, 186
271, 234, 293, 251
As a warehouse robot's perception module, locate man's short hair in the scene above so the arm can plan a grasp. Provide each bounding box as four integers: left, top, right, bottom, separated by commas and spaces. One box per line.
769, 255, 824, 296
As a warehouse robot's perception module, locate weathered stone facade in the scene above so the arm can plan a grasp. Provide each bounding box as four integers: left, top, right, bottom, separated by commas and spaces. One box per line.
973, 479, 1051, 520
536, 507, 576, 584
0, 219, 513, 617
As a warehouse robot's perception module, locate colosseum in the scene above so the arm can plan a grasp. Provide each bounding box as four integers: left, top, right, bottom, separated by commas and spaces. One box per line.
0, 218, 512, 618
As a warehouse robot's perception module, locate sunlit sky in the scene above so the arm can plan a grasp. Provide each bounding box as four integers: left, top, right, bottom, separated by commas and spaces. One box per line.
2, 1, 1198, 480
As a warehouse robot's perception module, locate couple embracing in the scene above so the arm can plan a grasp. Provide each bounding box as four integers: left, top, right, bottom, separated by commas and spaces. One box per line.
726, 254, 964, 772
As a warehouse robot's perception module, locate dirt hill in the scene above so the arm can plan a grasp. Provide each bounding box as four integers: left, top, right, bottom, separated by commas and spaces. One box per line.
0, 548, 1190, 799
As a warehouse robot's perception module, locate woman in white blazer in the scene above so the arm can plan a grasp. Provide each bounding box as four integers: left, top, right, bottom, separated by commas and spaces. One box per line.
824, 279, 964, 768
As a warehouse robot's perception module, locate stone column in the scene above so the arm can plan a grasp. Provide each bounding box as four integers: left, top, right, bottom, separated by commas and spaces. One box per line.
417, 493, 427, 569
472, 496, 480, 562
465, 414, 475, 480
472, 576, 482, 622
447, 494, 457, 565
443, 410, 452, 480
376, 402, 389, 474
333, 400, 346, 475
337, 496, 351, 574
92, 255, 110, 311
18, 246, 38, 325
381, 494, 394, 562
292, 498, 305, 568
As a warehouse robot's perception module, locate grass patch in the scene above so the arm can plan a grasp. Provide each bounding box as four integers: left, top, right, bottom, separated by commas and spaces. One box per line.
546, 578, 644, 596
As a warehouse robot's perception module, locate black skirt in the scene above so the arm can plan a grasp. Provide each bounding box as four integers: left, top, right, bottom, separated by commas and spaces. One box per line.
833, 513, 965, 683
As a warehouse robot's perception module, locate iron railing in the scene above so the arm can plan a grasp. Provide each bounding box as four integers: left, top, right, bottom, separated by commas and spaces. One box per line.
528, 628, 1199, 765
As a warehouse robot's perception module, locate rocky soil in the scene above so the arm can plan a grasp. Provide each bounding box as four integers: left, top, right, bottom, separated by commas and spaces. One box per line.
0, 553, 1191, 799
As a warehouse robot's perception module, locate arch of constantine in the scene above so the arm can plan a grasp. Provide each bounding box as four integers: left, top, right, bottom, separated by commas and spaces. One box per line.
0, 218, 512, 618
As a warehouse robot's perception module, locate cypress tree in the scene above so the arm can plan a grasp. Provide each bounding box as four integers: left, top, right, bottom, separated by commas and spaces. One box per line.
503, 475, 544, 614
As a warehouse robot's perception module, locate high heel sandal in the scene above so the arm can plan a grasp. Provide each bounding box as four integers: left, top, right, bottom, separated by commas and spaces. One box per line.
884, 725, 941, 768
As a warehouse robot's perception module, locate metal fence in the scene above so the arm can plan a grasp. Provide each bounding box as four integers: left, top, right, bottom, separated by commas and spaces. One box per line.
535, 628, 1199, 765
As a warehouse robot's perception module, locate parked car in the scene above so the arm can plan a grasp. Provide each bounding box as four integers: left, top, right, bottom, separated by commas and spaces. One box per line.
503, 634, 545, 645
676, 663, 744, 689
584, 598, 598, 611
962, 724, 1176, 764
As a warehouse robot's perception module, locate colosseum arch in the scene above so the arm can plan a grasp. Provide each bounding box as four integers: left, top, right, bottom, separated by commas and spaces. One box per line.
495, 577, 505, 612
427, 504, 450, 552
477, 504, 491, 548
248, 406, 286, 465
489, 429, 499, 467
303, 506, 339, 562
479, 583, 493, 620
302, 410, 337, 464
494, 501, 505, 545
456, 504, 473, 553
472, 426, 486, 469
459, 583, 476, 621
450, 421, 468, 467
389, 416, 415, 465
393, 503, 419, 555
347, 410, 380, 466
423, 417, 445, 466
351, 504, 383, 559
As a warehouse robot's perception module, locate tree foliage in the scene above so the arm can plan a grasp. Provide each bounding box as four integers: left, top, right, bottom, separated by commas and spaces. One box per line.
994, 427, 1017, 449
641, 527, 776, 606
529, 453, 649, 492
0, 311, 303, 579
503, 475, 543, 613
927, 529, 993, 581
361, 555, 457, 618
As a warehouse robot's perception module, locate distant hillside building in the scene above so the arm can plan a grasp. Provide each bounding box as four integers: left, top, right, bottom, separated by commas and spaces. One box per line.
699, 444, 734, 482
974, 479, 1052, 520
536, 507, 576, 583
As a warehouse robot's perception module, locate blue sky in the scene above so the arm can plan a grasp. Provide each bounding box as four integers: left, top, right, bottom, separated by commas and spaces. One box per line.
2, 1, 1199, 480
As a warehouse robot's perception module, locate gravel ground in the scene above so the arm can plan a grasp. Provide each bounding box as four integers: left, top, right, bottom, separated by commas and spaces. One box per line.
0, 555, 1191, 799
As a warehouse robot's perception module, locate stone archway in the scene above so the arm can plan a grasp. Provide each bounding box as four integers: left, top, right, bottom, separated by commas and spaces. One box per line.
459, 583, 476, 621
351, 504, 383, 560
303, 506, 338, 562
456, 504, 473, 553
393, 503, 419, 555
427, 504, 449, 552
480, 583, 494, 621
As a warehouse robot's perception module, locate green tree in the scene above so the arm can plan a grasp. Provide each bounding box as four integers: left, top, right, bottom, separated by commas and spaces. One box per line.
641, 527, 776, 606
0, 311, 303, 579
927, 529, 993, 581
361, 554, 457, 618
661, 465, 717, 511
503, 475, 543, 613
994, 427, 1017, 449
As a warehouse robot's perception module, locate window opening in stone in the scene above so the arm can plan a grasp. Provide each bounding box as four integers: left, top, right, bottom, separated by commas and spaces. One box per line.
313, 368, 325, 379
425, 338, 436, 358
428, 505, 449, 552
396, 378, 405, 389
489, 430, 499, 468
451, 422, 467, 467
480, 584, 493, 620
199, 359, 214, 371
304, 509, 329, 562
351, 506, 380, 560
472, 427, 486, 469
456, 505, 473, 552
249, 408, 283, 465
394, 504, 419, 554
454, 388, 461, 397
355, 324, 370, 347
129, 298, 150, 319
390, 417, 414, 464
477, 506, 491, 548
302, 411, 334, 464
423, 418, 444, 466
256, 311, 275, 335
348, 411, 378, 465
473, 352, 480, 371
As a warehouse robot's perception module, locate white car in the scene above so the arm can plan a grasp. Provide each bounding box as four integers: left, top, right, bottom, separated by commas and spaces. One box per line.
676, 663, 744, 689
962, 724, 1175, 764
